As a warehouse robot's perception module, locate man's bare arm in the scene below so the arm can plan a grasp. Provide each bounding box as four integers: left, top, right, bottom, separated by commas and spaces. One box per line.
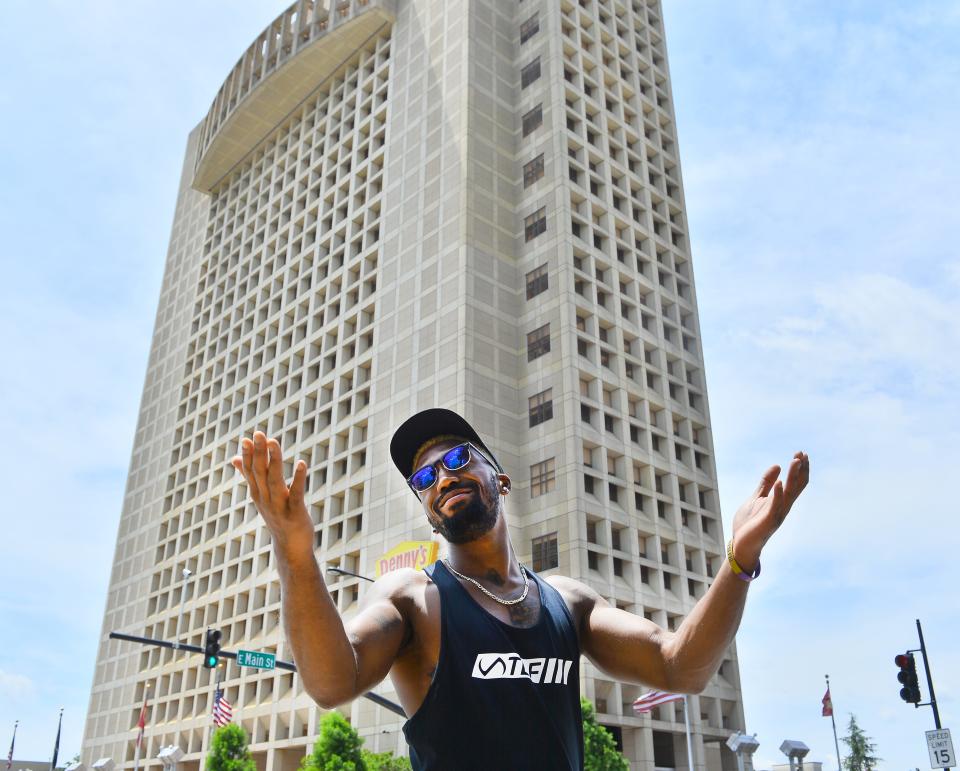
232, 432, 407, 707
571, 452, 810, 693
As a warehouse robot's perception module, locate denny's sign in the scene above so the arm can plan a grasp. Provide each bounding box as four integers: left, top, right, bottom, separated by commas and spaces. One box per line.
375, 541, 440, 578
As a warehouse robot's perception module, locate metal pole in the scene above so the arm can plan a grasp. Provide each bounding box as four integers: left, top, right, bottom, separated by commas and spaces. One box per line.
916, 619, 946, 771
682, 695, 695, 771
173, 569, 192, 651
326, 567, 374, 583
109, 631, 406, 716
916, 619, 942, 728
826, 675, 842, 771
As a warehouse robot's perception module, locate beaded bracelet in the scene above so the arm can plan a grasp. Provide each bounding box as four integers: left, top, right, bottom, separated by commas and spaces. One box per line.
726, 539, 761, 582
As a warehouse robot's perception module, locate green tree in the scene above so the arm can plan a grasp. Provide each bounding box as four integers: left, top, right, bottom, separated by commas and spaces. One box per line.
206, 724, 257, 771
581, 698, 629, 771
841, 714, 881, 771
360, 750, 412, 771
301, 712, 365, 771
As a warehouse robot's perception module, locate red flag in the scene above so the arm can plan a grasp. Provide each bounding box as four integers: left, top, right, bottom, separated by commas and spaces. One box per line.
822, 687, 833, 717
633, 690, 684, 714
135, 696, 149, 748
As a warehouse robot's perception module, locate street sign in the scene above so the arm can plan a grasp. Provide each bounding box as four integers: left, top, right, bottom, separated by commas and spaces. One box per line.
926, 728, 954, 769
236, 649, 276, 670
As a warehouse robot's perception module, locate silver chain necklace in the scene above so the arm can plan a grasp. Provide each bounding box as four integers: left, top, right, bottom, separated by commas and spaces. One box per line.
444, 559, 530, 606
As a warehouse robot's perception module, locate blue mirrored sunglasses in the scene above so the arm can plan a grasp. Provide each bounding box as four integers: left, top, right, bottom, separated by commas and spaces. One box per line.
407, 442, 493, 493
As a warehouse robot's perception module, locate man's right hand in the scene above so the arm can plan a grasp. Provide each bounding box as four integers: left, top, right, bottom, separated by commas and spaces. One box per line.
231, 431, 314, 560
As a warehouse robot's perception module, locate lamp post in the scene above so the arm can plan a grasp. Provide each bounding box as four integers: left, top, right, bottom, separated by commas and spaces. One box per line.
173, 568, 193, 651
726, 732, 760, 771
157, 746, 184, 771
780, 740, 810, 771
326, 567, 374, 583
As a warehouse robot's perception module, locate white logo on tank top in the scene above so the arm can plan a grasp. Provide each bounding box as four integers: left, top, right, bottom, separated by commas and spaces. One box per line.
471, 653, 573, 684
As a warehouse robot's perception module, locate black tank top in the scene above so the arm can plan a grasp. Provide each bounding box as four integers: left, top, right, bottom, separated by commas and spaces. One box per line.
402, 561, 584, 770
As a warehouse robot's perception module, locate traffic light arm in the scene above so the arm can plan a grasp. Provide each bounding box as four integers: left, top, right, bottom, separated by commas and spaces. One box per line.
108, 631, 405, 716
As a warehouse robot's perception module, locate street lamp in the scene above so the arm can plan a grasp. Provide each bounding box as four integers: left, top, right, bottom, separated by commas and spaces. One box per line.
726, 732, 760, 771
780, 740, 810, 771
173, 568, 193, 651
326, 567, 374, 583
157, 746, 184, 771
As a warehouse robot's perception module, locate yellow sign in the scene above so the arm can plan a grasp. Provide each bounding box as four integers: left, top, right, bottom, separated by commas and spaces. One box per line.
375, 541, 440, 578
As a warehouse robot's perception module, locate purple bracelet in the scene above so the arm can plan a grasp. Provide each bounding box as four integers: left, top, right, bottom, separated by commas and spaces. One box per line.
726, 539, 761, 582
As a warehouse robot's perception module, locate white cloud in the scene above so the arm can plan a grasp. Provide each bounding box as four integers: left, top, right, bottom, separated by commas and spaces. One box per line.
0, 670, 36, 701
659, 3, 960, 767
753, 272, 960, 394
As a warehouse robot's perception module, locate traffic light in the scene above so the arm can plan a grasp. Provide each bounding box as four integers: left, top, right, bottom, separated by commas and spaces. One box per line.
203, 629, 222, 669
895, 652, 921, 703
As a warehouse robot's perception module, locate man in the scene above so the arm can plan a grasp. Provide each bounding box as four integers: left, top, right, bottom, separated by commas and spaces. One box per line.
231, 408, 809, 770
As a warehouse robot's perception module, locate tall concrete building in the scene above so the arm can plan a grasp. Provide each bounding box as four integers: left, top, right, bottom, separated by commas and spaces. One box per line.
82, 0, 748, 769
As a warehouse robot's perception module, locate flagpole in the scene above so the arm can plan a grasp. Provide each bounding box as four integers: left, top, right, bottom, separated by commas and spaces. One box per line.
206, 663, 224, 761
682, 695, 695, 771
133, 684, 151, 771
826, 675, 841, 771
7, 720, 18, 771
132, 732, 141, 771
50, 709, 63, 771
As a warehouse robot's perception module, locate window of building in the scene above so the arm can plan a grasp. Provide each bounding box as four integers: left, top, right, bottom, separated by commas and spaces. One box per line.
532, 532, 558, 572
527, 324, 550, 361
587, 551, 599, 571
530, 457, 556, 497
524, 207, 547, 241
522, 105, 543, 136
520, 13, 539, 43
523, 154, 545, 187
528, 388, 554, 427
584, 474, 595, 495
521, 57, 541, 88
525, 263, 548, 299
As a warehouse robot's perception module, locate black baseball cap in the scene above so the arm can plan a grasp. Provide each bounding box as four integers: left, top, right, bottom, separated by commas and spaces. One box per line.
390, 408, 504, 480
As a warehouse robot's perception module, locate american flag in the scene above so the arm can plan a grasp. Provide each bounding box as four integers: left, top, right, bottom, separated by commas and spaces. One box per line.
212, 687, 233, 727
632, 690, 685, 714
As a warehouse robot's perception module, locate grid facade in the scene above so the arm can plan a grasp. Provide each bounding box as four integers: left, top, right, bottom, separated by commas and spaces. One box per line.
82, 1, 748, 770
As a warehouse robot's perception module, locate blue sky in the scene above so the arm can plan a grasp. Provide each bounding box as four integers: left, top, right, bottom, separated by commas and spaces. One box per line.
1, 2, 957, 770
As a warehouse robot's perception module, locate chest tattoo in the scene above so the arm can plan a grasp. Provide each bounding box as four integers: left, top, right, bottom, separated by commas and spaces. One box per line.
506, 596, 539, 628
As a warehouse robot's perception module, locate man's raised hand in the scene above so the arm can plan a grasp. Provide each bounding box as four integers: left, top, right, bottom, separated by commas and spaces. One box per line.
730, 452, 810, 570
231, 431, 314, 558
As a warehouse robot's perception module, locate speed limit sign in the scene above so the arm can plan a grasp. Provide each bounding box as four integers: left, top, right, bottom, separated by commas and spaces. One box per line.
926, 728, 955, 768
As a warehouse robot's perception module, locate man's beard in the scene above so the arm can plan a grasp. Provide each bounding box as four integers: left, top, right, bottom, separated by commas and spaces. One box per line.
433, 484, 499, 544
